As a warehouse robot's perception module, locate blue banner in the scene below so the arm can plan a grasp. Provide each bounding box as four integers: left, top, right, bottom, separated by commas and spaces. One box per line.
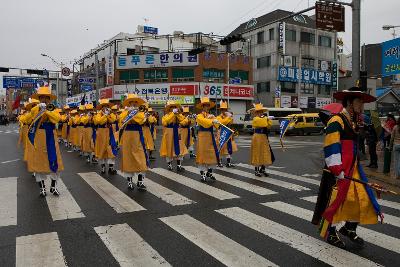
278, 66, 332, 85
3, 77, 45, 89
382, 37, 400, 76
144, 26, 158, 35
279, 119, 290, 139
218, 124, 233, 152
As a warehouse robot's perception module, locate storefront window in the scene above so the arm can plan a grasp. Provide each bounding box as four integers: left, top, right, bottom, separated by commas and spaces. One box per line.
172, 68, 194, 82
143, 69, 168, 82
119, 70, 139, 84
203, 68, 225, 83
229, 70, 249, 84
281, 82, 296, 93
301, 83, 315, 94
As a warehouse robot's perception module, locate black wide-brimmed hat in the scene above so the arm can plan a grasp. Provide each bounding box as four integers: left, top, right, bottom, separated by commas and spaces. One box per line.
333, 87, 376, 103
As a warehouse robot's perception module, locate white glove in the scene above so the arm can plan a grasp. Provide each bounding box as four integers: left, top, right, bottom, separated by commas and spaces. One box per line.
336, 171, 345, 180
213, 119, 219, 124
104, 110, 110, 115
173, 108, 179, 114
127, 107, 134, 111
39, 103, 46, 110
226, 112, 233, 118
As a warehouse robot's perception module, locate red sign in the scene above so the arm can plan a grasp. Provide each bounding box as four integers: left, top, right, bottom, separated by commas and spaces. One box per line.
223, 85, 254, 98
170, 84, 198, 95
100, 87, 113, 99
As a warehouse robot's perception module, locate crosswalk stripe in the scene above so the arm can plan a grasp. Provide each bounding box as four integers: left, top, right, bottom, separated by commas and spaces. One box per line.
16, 232, 67, 267
117, 171, 195, 206
184, 166, 277, 196
151, 168, 239, 200
0, 177, 17, 227
301, 196, 400, 228
237, 163, 320, 186
216, 207, 381, 267
379, 199, 400, 211
45, 178, 85, 221
78, 172, 145, 213
262, 201, 400, 254
95, 223, 171, 266
160, 214, 277, 267
218, 167, 310, 192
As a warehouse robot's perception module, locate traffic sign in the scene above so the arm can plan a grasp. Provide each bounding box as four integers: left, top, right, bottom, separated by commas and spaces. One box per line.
78, 77, 95, 84
61, 67, 71, 76
315, 1, 345, 32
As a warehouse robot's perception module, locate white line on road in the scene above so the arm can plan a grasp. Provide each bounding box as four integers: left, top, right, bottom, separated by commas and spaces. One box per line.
262, 201, 400, 254
16, 232, 67, 267
216, 207, 381, 267
237, 163, 320, 186
45, 178, 85, 221
95, 223, 171, 267
78, 172, 145, 213
184, 166, 277, 196
117, 171, 196, 206
151, 168, 239, 200
218, 167, 310, 192
301, 174, 321, 178
0, 177, 17, 227
160, 214, 277, 267
1, 159, 20, 164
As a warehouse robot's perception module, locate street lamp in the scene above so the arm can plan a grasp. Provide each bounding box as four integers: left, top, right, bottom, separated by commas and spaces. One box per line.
382, 25, 400, 39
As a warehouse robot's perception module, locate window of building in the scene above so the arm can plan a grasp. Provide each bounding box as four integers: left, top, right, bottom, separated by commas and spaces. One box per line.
203, 68, 225, 83
172, 68, 195, 82
269, 28, 275, 40
119, 70, 140, 84
318, 84, 332, 95
319, 36, 332, 48
229, 70, 249, 84
300, 32, 315, 44
257, 56, 271, 68
318, 60, 332, 71
301, 57, 315, 68
281, 81, 296, 93
143, 69, 168, 82
301, 83, 315, 94
256, 81, 270, 93
257, 31, 264, 44
285, 29, 296, 42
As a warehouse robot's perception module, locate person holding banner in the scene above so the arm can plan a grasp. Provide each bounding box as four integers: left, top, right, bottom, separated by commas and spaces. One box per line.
180, 106, 196, 159
147, 107, 158, 160
250, 103, 274, 177
196, 97, 219, 182
27, 86, 64, 197
216, 101, 237, 167
93, 99, 118, 175
119, 94, 148, 191
160, 101, 188, 172
312, 89, 382, 249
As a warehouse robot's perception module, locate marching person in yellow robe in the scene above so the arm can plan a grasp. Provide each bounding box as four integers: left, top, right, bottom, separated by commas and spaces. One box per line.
147, 107, 158, 160
68, 109, 78, 149
250, 103, 274, 177
111, 105, 120, 145
196, 97, 220, 182
19, 99, 39, 165
60, 105, 70, 147
81, 103, 97, 163
180, 106, 196, 159
28, 87, 64, 197
93, 99, 118, 175
77, 105, 86, 156
216, 100, 238, 167
141, 104, 156, 161
56, 108, 65, 142
160, 101, 188, 172
119, 94, 148, 191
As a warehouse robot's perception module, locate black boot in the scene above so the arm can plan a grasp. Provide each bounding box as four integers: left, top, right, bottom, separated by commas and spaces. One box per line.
260, 165, 269, 177
167, 161, 173, 171
255, 167, 262, 177
200, 171, 207, 182
206, 168, 216, 180
176, 160, 184, 172
339, 222, 364, 246
217, 160, 223, 168
190, 152, 196, 158
38, 180, 46, 197
127, 177, 134, 190
86, 155, 91, 163
91, 156, 98, 164
137, 174, 147, 191
50, 179, 60, 196
225, 157, 234, 168
101, 164, 106, 174
149, 151, 156, 161
108, 164, 117, 175
327, 227, 346, 249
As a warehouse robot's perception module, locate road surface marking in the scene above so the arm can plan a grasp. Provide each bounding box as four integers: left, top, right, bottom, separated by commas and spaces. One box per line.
117, 171, 195, 206
219, 167, 310, 192
0, 177, 17, 227
262, 201, 400, 254
160, 214, 277, 267
184, 166, 276, 196
78, 172, 145, 213
301, 174, 321, 178
95, 223, 171, 267
16, 232, 67, 267
151, 168, 239, 200
216, 207, 381, 267
237, 163, 320, 186
1, 159, 20, 164
378, 199, 400, 211
45, 178, 85, 221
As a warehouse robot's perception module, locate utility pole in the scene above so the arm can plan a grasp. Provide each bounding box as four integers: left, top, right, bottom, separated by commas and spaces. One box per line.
352, 0, 361, 86
95, 52, 100, 102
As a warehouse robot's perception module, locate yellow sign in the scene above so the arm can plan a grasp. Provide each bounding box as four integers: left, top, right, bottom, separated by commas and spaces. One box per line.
275, 98, 281, 108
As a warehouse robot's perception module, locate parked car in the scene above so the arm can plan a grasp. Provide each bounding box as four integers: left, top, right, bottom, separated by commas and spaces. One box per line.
285, 113, 325, 135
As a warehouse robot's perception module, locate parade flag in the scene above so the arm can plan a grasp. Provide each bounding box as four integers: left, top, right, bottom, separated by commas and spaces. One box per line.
218, 123, 234, 152
80, 94, 86, 105
12, 94, 21, 110
279, 119, 290, 149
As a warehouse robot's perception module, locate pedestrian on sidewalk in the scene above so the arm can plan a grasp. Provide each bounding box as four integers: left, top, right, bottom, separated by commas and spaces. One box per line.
390, 117, 400, 179
383, 114, 396, 148
365, 115, 378, 169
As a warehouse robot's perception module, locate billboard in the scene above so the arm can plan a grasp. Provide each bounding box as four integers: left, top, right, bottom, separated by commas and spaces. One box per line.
382, 37, 400, 76
278, 66, 332, 85
116, 52, 199, 69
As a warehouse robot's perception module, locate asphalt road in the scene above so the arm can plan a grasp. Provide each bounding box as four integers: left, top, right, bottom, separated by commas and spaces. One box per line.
0, 123, 399, 266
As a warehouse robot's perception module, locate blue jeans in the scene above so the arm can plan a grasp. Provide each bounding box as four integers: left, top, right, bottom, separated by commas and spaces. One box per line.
394, 144, 400, 178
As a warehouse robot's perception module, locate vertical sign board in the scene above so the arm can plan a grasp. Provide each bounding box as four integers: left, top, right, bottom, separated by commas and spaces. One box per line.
332, 61, 338, 91
315, 2, 345, 32
106, 54, 114, 85
381, 37, 400, 76
278, 22, 286, 55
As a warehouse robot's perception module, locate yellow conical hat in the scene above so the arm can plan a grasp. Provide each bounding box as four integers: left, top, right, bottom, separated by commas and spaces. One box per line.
196, 97, 215, 109
32, 86, 56, 100
122, 94, 145, 107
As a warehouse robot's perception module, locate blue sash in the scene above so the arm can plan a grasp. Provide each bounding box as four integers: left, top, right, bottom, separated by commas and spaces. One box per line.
181, 126, 191, 147
28, 109, 46, 145
227, 139, 233, 154
67, 125, 70, 135
115, 122, 119, 132
150, 124, 155, 137
109, 126, 118, 156
92, 124, 97, 144
199, 126, 219, 162
167, 124, 180, 156
40, 122, 58, 173
125, 124, 149, 167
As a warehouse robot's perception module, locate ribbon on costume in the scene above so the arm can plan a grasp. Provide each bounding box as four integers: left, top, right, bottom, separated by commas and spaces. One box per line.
167, 123, 180, 156
108, 126, 118, 156
27, 109, 46, 146
41, 122, 58, 173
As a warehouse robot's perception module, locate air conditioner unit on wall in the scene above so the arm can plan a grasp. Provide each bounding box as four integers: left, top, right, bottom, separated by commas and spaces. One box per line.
284, 56, 293, 67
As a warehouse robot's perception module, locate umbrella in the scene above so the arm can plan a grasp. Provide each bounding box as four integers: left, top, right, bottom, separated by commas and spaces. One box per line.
322, 103, 343, 114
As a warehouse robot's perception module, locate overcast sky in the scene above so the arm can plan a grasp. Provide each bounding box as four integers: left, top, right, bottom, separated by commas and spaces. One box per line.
0, 0, 399, 72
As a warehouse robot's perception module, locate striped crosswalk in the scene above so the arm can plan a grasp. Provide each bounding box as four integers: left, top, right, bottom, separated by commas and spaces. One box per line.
0, 177, 17, 227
